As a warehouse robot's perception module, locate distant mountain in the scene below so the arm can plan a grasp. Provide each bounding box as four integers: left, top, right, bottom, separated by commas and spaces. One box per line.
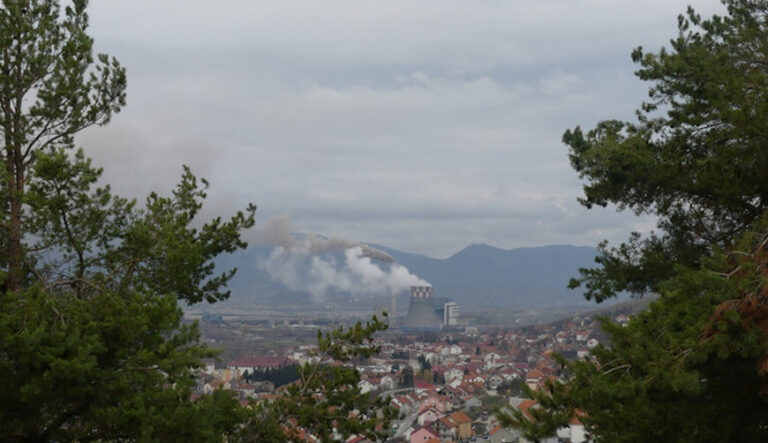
214, 242, 597, 309
370, 243, 598, 307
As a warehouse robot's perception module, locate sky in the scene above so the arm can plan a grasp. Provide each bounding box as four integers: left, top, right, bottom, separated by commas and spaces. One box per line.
79, 0, 726, 258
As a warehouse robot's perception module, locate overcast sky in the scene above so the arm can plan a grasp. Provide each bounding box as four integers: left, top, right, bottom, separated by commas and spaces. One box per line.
79, 0, 725, 258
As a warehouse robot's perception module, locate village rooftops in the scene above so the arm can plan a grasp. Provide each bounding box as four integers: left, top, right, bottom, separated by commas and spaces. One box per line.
228, 355, 293, 369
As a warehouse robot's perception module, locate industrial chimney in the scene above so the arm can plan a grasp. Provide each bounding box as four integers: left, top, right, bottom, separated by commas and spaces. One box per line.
403, 286, 441, 331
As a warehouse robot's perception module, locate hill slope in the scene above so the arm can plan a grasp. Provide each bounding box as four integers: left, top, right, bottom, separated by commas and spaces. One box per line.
372, 243, 597, 307
215, 242, 597, 309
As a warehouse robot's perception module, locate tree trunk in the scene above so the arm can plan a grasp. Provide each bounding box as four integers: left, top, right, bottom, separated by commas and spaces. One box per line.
7, 32, 25, 293
8, 149, 22, 292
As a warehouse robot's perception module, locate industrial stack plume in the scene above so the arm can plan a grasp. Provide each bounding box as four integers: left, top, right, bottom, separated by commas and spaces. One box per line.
255, 216, 431, 303
402, 286, 442, 331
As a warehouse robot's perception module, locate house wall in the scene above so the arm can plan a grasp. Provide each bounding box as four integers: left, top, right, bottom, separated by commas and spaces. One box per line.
457, 422, 472, 439
570, 424, 588, 443
410, 428, 438, 443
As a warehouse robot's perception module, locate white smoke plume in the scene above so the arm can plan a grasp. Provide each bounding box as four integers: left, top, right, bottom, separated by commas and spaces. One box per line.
254, 216, 429, 300
254, 215, 394, 263
260, 246, 429, 300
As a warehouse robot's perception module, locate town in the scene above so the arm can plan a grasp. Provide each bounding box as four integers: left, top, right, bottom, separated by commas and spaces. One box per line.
194, 288, 633, 442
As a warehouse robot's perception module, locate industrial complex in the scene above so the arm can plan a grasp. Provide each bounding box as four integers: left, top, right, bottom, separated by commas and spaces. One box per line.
401, 286, 459, 332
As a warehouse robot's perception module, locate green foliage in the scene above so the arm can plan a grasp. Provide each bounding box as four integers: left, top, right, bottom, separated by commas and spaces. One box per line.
244, 365, 300, 388
0, 0, 127, 291
235, 315, 396, 442
496, 379, 524, 398
418, 353, 432, 370
566, 0, 768, 302
503, 2, 768, 441
502, 220, 768, 441
0, 0, 126, 148
400, 364, 414, 388
0, 151, 255, 440
24, 148, 256, 303
0, 1, 257, 440
0, 286, 244, 441
1, 2, 396, 441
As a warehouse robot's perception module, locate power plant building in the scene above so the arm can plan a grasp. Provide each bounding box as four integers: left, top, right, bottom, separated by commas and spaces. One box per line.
443, 301, 459, 326
403, 286, 442, 331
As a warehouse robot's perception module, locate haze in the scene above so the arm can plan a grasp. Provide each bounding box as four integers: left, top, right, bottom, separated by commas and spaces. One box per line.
80, 0, 724, 257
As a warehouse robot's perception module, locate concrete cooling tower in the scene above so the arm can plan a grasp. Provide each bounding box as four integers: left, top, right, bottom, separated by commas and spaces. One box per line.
403, 286, 442, 332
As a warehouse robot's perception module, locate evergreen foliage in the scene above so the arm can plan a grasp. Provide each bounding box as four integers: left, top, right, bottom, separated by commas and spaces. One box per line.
244, 365, 300, 388
418, 354, 432, 370
500, 1, 768, 441
0, 0, 126, 292
0, 288, 244, 441
566, 0, 768, 303
502, 220, 768, 441
0, 1, 391, 441
400, 365, 415, 388
234, 316, 395, 442
0, 127, 254, 440
391, 350, 409, 359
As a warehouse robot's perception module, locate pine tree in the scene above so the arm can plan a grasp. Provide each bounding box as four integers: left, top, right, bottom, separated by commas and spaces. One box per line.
0, 1, 256, 439
0, 2, 399, 441
234, 316, 395, 442
0, 152, 256, 440
565, 0, 768, 303
500, 1, 768, 441
0, 0, 126, 292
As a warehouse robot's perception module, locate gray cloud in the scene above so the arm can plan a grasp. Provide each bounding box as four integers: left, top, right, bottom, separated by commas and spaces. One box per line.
78, 0, 724, 257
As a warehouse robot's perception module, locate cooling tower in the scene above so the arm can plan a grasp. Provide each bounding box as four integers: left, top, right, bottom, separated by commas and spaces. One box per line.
403, 286, 442, 331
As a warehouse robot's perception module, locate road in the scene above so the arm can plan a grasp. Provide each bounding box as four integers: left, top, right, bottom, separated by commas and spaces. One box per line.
377, 388, 418, 438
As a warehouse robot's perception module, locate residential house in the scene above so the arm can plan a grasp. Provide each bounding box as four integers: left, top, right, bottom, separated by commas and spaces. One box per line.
575, 331, 591, 342
444, 367, 464, 383
525, 369, 545, 391
410, 425, 440, 443
489, 425, 520, 443
358, 379, 376, 394
416, 408, 441, 426
447, 411, 473, 440
463, 395, 482, 409
228, 355, 293, 377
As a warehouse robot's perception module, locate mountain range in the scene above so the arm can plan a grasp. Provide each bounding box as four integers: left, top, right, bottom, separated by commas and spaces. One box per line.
216, 242, 598, 309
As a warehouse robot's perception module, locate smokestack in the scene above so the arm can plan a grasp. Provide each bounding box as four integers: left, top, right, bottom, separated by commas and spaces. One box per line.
402, 286, 441, 331
390, 289, 397, 327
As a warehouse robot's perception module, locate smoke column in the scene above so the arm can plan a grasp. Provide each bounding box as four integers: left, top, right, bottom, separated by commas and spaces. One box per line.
255, 216, 428, 301
254, 215, 394, 262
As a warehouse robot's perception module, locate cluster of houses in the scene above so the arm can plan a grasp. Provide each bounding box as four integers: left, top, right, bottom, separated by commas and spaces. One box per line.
195, 313, 631, 442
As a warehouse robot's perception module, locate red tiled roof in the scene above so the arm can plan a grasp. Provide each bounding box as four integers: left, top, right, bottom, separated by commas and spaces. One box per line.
414, 379, 435, 390
412, 425, 439, 438
518, 399, 537, 421
449, 411, 471, 424
229, 355, 292, 368
570, 408, 586, 425
526, 369, 544, 380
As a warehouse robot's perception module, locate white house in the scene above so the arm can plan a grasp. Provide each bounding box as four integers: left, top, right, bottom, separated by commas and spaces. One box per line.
358, 379, 376, 394
444, 367, 464, 383
556, 415, 589, 442
381, 374, 396, 391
